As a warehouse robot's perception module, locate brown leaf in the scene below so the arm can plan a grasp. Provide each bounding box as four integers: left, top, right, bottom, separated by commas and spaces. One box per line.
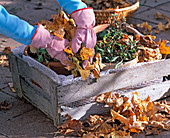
165, 17, 170, 29
3, 47, 12, 55
82, 132, 97, 138
79, 69, 91, 80
111, 109, 129, 127
157, 22, 165, 31
97, 122, 114, 134
0, 101, 12, 110
155, 11, 165, 19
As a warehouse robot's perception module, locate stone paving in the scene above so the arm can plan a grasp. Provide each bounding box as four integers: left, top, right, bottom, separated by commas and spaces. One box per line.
0, 0, 170, 138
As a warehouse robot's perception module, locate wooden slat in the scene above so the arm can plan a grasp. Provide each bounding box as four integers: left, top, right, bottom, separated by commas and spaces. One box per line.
61, 80, 170, 121
8, 54, 23, 98
17, 56, 57, 96
58, 59, 170, 105
20, 77, 54, 119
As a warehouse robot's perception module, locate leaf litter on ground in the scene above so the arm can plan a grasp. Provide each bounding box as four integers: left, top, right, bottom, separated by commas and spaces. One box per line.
55, 91, 170, 137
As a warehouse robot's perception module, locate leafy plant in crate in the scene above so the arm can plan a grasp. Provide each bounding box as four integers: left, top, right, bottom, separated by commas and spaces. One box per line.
94, 16, 140, 69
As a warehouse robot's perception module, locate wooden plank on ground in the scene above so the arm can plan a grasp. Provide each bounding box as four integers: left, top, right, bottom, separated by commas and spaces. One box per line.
58, 59, 170, 105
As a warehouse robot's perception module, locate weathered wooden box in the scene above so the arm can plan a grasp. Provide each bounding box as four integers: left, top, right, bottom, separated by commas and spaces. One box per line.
8, 45, 170, 126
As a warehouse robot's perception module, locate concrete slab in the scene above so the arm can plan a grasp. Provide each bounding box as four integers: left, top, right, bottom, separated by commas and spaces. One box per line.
0, 107, 57, 138
0, 91, 34, 123
0, 66, 12, 85
133, 5, 151, 15
140, 0, 169, 8
18, 8, 57, 25
1, 86, 17, 98
152, 29, 170, 41
28, 0, 60, 11
0, 34, 22, 50
127, 17, 157, 28
156, 2, 170, 12
132, 8, 170, 24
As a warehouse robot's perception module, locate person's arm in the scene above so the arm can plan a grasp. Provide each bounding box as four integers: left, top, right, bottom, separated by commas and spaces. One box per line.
0, 5, 37, 45
0, 5, 69, 65
57, 0, 87, 14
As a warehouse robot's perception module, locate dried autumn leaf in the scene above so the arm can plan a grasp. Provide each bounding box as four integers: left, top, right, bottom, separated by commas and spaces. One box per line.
64, 46, 74, 56
68, 119, 83, 134
64, 60, 76, 71
129, 128, 139, 133
0, 101, 12, 110
159, 39, 170, 55
82, 132, 97, 138
8, 83, 16, 93
97, 122, 114, 134
157, 22, 165, 31
165, 17, 170, 29
111, 109, 129, 127
130, 121, 145, 131
85, 61, 95, 70
80, 46, 94, 60
154, 29, 160, 34
155, 11, 165, 19
137, 22, 152, 33
95, 92, 112, 103
95, 92, 116, 106
29, 45, 37, 53
95, 53, 106, 69
88, 115, 103, 125
3, 47, 12, 55
79, 69, 91, 80
131, 91, 139, 107
0, 55, 9, 67
93, 64, 100, 79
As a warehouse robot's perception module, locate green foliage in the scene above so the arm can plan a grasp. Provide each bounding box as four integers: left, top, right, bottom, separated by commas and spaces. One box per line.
95, 19, 139, 68
36, 48, 59, 64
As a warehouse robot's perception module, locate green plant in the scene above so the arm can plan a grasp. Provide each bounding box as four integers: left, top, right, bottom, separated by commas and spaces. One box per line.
36, 48, 59, 64
94, 17, 140, 68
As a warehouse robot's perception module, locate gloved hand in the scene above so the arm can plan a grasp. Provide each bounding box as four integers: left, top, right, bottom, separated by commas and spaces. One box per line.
31, 24, 69, 65
70, 8, 97, 68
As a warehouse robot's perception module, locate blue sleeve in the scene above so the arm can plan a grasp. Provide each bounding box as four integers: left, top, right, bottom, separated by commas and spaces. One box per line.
0, 5, 37, 45
57, 0, 87, 15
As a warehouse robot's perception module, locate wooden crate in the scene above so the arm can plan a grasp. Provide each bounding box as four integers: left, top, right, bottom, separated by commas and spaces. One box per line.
8, 45, 170, 126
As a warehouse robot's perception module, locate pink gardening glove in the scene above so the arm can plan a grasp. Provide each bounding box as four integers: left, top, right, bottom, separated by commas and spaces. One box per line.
31, 24, 69, 65
71, 8, 97, 68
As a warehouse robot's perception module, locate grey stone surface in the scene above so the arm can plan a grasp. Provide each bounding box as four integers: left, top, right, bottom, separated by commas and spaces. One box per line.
140, 0, 170, 7
156, 2, 170, 12
132, 8, 170, 24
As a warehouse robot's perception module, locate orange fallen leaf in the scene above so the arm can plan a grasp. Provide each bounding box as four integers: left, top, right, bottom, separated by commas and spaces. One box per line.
159, 39, 170, 55
111, 109, 129, 127
79, 69, 91, 80
80, 46, 94, 60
